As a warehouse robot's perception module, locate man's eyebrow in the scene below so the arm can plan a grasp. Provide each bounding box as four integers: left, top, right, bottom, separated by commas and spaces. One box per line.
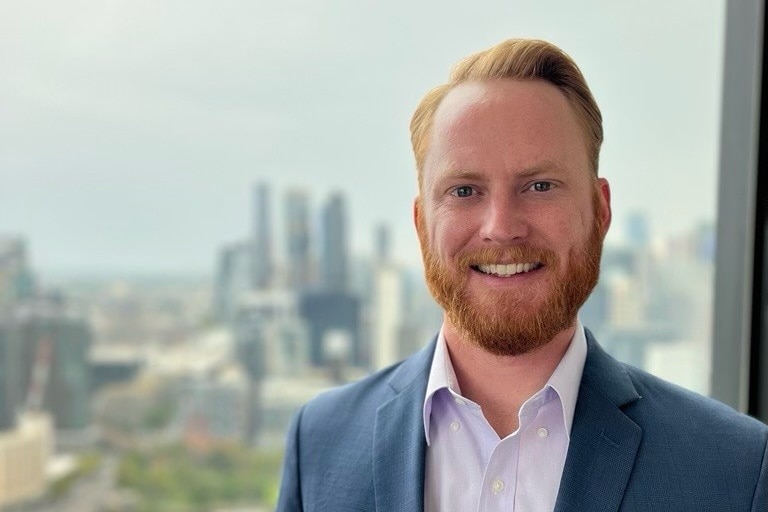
517, 161, 566, 178
440, 169, 487, 181
441, 161, 566, 181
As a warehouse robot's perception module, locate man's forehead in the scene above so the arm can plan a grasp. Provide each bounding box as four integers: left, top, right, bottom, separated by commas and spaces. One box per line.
424, 79, 589, 177
432, 79, 568, 128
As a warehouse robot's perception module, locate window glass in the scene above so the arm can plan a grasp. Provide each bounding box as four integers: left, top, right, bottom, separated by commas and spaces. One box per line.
0, 1, 724, 509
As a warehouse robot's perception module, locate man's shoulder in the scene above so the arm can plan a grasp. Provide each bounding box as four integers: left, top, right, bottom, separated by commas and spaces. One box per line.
299, 342, 434, 431
301, 363, 402, 422
583, 331, 767, 437
620, 361, 768, 437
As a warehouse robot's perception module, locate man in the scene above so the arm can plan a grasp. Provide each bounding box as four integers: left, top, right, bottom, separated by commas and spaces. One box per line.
277, 39, 768, 511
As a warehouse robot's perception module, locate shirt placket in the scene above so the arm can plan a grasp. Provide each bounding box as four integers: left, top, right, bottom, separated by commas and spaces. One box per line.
477, 427, 519, 511
515, 394, 565, 512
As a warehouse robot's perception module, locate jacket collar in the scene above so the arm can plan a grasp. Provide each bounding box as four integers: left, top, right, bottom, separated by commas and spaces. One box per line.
372, 331, 643, 512
554, 329, 643, 512
373, 337, 436, 512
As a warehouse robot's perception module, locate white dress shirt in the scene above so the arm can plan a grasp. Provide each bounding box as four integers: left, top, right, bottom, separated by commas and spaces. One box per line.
422, 321, 587, 512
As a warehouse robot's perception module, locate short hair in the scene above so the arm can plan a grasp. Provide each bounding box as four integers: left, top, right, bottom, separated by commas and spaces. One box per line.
410, 39, 603, 188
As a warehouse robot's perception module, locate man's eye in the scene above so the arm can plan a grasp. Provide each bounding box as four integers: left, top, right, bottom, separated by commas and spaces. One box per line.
531, 181, 552, 192
452, 186, 474, 198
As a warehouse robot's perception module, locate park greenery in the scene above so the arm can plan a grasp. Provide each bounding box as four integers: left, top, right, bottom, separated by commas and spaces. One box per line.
49, 452, 103, 498
117, 443, 283, 512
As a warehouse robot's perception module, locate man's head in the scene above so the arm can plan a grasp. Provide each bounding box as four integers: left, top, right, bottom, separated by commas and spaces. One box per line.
411, 39, 611, 356
411, 39, 604, 189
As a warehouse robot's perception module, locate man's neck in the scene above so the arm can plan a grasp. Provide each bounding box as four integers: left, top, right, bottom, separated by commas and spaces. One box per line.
443, 320, 577, 439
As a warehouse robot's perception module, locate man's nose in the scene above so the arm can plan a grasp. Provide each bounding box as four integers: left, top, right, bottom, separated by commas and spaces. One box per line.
478, 195, 529, 243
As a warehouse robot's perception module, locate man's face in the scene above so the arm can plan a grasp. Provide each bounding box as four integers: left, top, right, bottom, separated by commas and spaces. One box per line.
415, 79, 611, 356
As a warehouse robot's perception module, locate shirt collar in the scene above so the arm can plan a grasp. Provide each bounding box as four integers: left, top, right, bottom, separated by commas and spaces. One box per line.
546, 319, 587, 438
422, 320, 587, 445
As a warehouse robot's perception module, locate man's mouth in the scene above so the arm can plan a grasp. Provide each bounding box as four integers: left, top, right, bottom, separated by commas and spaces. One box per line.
472, 262, 543, 277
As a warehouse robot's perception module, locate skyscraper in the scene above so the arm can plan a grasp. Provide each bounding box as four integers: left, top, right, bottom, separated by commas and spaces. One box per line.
0, 237, 35, 309
284, 189, 312, 289
320, 192, 349, 292
213, 241, 253, 321
252, 182, 273, 291
371, 263, 402, 370
0, 302, 91, 431
0, 315, 22, 430
626, 211, 650, 249
298, 290, 362, 367
374, 223, 390, 264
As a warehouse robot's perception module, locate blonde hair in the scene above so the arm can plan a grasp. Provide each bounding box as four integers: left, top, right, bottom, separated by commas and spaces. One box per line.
410, 39, 603, 188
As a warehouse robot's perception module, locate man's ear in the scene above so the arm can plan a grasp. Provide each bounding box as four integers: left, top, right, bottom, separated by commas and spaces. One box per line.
413, 196, 421, 231
596, 178, 612, 236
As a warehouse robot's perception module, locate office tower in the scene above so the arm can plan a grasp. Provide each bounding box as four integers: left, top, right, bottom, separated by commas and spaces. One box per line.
252, 182, 273, 291
0, 303, 92, 432
284, 189, 312, 289
374, 223, 390, 263
0, 237, 35, 309
371, 263, 403, 370
320, 192, 349, 292
626, 212, 650, 249
234, 290, 308, 443
176, 371, 248, 444
299, 290, 362, 367
579, 282, 609, 334
234, 291, 308, 379
213, 241, 253, 321
0, 315, 22, 430
0, 412, 52, 509
369, 224, 403, 370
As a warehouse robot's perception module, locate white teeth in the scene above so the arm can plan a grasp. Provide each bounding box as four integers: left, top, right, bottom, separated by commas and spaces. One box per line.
476, 263, 538, 277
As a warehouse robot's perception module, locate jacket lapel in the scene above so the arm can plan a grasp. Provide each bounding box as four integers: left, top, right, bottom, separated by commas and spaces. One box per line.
554, 332, 643, 512
372, 340, 434, 512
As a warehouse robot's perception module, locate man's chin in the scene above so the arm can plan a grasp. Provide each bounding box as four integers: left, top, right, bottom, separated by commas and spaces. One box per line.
446, 302, 557, 356
463, 285, 548, 314
457, 323, 554, 357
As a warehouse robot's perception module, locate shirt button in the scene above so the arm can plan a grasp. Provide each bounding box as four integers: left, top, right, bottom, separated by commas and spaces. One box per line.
491, 478, 504, 494
537, 427, 549, 438
450, 421, 461, 432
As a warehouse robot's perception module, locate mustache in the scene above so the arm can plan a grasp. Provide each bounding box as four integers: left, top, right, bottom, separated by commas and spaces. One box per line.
455, 245, 557, 268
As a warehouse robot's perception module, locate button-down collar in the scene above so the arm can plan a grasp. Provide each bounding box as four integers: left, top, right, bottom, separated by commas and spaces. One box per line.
423, 320, 587, 445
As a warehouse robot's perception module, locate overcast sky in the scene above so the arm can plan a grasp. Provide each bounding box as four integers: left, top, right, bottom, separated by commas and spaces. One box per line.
0, 0, 725, 277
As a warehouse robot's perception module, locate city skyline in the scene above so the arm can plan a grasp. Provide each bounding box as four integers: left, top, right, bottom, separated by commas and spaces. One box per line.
8, 183, 717, 282
0, 1, 725, 276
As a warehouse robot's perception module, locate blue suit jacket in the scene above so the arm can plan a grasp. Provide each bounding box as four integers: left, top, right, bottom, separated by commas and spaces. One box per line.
277, 331, 768, 511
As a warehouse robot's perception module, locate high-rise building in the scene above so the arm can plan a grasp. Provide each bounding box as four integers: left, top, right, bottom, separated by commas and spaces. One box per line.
0, 303, 92, 432
374, 223, 391, 264
0, 237, 35, 309
233, 290, 309, 443
626, 212, 650, 249
299, 290, 362, 367
252, 182, 273, 291
0, 412, 52, 509
0, 316, 22, 431
175, 370, 249, 445
370, 224, 404, 370
371, 263, 403, 370
213, 241, 253, 321
284, 189, 312, 289
320, 192, 349, 292
234, 290, 309, 379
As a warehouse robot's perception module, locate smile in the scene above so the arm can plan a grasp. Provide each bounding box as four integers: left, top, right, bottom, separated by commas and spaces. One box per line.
474, 263, 542, 277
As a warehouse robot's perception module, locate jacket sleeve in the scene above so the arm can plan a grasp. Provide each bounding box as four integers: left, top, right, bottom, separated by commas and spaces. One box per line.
275, 406, 305, 512
752, 431, 768, 512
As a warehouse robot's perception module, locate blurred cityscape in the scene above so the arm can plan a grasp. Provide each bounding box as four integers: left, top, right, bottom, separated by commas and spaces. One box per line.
0, 181, 714, 511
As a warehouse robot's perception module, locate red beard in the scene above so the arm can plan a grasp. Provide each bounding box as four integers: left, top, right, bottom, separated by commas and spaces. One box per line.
417, 196, 604, 356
